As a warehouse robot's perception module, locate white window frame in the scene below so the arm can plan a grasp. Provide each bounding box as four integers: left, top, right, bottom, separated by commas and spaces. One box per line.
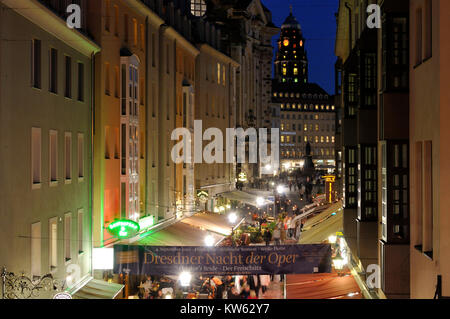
31, 222, 41, 278
77, 133, 84, 182
64, 212, 72, 263
31, 127, 42, 189
49, 130, 58, 186
77, 209, 84, 255
49, 217, 58, 272
65, 132, 72, 184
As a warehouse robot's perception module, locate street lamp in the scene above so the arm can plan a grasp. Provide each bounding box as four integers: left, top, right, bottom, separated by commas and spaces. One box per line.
328, 235, 337, 244
204, 235, 215, 247
179, 272, 192, 287
256, 197, 264, 207
333, 251, 345, 276
277, 185, 285, 195
228, 212, 238, 224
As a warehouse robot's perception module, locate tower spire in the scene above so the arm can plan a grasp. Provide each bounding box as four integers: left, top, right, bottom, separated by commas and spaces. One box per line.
289, 4, 293, 15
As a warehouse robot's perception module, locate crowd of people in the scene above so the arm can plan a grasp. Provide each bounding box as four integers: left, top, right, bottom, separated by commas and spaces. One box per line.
189, 274, 281, 299
134, 273, 285, 299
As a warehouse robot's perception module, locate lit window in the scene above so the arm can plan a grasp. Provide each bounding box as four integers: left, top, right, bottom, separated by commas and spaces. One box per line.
217, 63, 221, 84
304, 124, 307, 131
281, 136, 285, 143
190, 0, 207, 17
293, 68, 298, 75
281, 124, 285, 131
282, 67, 287, 75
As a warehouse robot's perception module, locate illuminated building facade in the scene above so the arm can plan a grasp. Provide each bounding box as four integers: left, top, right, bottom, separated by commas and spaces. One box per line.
410, 0, 450, 299
0, 0, 99, 291
88, 0, 149, 247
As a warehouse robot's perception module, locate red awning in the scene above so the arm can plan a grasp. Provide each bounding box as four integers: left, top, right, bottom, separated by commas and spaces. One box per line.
286, 273, 362, 299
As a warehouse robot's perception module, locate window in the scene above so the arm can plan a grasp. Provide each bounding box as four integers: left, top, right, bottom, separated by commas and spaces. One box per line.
31, 127, 41, 187
124, 14, 129, 42
49, 218, 57, 270
65, 56, 72, 98
150, 33, 156, 67
31, 222, 41, 278
190, 0, 207, 17
140, 24, 145, 50
78, 133, 84, 180
114, 5, 119, 36
217, 63, 221, 84
49, 130, 58, 184
77, 63, 84, 101
415, 8, 422, 65
424, 0, 432, 59
65, 132, 72, 182
32, 39, 41, 88
49, 48, 58, 93
64, 213, 71, 262
133, 19, 138, 46
105, 62, 110, 95
223, 67, 226, 85
78, 210, 83, 253
423, 141, 433, 255
414, 142, 423, 248
105, 0, 110, 31
166, 44, 170, 74
121, 124, 126, 175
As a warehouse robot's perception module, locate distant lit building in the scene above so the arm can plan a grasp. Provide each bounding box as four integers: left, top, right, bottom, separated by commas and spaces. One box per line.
272, 9, 336, 172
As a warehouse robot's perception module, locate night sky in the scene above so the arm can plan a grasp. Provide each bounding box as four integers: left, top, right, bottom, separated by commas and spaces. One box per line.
264, 0, 339, 94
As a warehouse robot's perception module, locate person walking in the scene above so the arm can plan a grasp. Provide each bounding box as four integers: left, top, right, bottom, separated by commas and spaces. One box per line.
263, 229, 272, 246
273, 224, 281, 245
259, 275, 270, 294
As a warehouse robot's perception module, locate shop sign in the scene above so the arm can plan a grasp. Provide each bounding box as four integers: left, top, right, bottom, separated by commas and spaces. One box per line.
107, 219, 140, 239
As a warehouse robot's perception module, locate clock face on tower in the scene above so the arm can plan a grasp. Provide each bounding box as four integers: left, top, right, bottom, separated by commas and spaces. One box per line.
283, 39, 289, 47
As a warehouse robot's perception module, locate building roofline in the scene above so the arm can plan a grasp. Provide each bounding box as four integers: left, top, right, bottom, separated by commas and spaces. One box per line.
1, 0, 100, 56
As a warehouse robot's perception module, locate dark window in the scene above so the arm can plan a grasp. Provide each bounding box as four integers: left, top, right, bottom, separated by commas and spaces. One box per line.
77, 63, 84, 101
49, 48, 58, 93
32, 39, 41, 88
65, 56, 72, 98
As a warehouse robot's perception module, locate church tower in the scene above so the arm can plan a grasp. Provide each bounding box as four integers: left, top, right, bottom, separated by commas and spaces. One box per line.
274, 7, 308, 84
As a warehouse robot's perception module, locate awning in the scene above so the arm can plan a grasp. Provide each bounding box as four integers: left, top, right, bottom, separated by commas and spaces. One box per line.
134, 219, 224, 246
286, 273, 361, 299
218, 190, 273, 207
298, 201, 343, 244
72, 278, 124, 299
180, 212, 236, 236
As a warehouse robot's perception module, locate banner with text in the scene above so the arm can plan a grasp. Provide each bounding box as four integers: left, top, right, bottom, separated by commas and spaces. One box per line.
113, 244, 332, 275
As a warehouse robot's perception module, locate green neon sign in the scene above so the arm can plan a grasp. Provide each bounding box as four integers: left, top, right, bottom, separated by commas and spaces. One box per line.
107, 219, 140, 239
